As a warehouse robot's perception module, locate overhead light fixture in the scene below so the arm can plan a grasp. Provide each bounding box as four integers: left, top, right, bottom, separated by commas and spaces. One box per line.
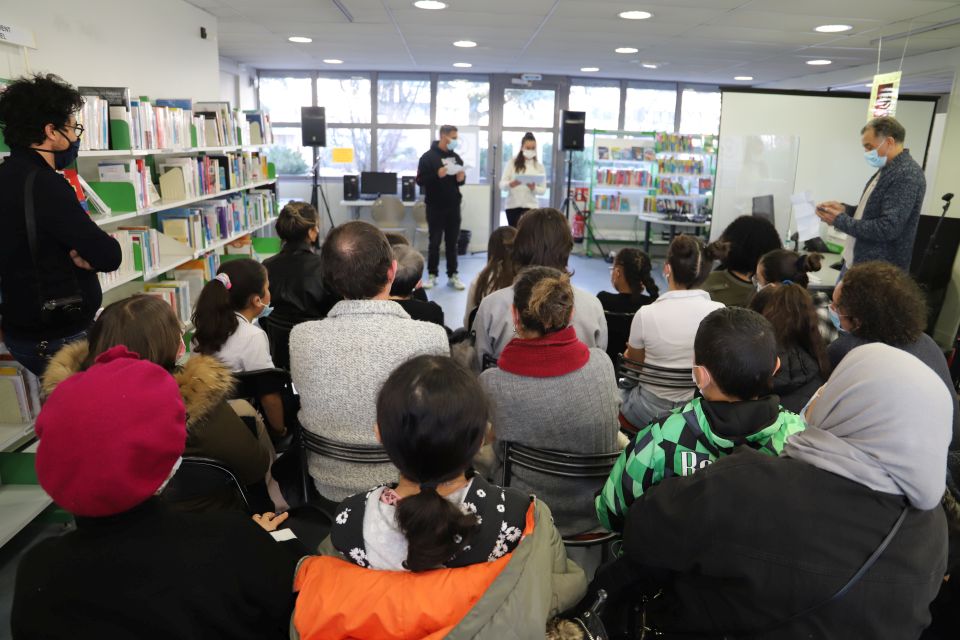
734, 75, 754, 81
619, 10, 653, 20
454, 40, 477, 48
641, 63, 658, 69
806, 59, 833, 65
288, 36, 312, 43
815, 24, 853, 33
615, 47, 639, 54
453, 62, 473, 68
581, 66, 600, 72
323, 59, 344, 64
414, 0, 447, 9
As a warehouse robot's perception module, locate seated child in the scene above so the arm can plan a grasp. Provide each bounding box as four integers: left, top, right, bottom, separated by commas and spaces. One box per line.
596, 307, 806, 531
291, 355, 586, 639
388, 244, 448, 331
193, 259, 287, 437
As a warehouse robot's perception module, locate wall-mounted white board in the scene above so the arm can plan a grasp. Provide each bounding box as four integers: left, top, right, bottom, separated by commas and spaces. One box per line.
712, 90, 937, 241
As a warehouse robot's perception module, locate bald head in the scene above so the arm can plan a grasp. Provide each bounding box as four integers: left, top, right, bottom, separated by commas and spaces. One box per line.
321, 221, 394, 299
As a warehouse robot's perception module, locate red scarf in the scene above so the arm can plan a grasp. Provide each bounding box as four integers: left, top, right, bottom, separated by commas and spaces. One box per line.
497, 326, 591, 378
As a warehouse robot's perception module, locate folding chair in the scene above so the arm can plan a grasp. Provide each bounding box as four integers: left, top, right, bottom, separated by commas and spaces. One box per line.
161, 456, 251, 512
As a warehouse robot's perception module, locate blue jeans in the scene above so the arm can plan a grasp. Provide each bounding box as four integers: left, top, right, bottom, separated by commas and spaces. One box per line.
3, 330, 87, 377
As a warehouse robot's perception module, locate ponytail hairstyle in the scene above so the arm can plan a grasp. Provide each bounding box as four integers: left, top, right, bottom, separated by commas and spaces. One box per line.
757, 249, 823, 288
472, 226, 518, 308
513, 131, 538, 174
667, 234, 706, 288
377, 355, 488, 571
614, 248, 659, 303
748, 284, 831, 379
275, 200, 319, 245
192, 259, 268, 355
513, 266, 574, 336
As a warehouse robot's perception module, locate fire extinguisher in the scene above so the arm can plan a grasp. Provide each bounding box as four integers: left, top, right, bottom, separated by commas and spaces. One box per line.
572, 211, 585, 244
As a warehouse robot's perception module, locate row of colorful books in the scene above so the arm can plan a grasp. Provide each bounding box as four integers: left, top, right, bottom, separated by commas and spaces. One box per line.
595, 168, 655, 187
157, 151, 270, 202
157, 190, 276, 253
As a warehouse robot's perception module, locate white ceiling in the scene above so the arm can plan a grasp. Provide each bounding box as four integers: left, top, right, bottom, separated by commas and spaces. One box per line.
186, 0, 960, 91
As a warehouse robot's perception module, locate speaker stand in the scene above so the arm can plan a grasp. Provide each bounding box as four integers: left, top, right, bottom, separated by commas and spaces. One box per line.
309, 154, 336, 235
916, 197, 955, 280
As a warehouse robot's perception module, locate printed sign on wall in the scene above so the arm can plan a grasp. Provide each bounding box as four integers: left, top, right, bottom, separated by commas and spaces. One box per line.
867, 71, 902, 120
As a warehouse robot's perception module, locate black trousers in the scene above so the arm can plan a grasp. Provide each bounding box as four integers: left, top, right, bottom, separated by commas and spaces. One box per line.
505, 207, 530, 228
426, 204, 461, 277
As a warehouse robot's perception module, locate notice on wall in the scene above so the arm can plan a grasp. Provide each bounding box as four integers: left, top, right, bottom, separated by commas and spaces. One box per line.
331, 147, 354, 164
0, 23, 37, 48
867, 71, 902, 121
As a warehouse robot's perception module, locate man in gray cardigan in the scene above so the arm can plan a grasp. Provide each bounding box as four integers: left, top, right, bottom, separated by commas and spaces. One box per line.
289, 222, 449, 501
816, 116, 926, 271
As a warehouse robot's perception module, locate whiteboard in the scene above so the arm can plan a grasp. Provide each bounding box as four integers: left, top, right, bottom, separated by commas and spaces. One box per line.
711, 91, 937, 241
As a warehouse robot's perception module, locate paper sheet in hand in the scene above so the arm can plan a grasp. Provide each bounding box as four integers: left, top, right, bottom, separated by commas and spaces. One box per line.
444, 163, 465, 174
520, 174, 546, 184
791, 192, 820, 243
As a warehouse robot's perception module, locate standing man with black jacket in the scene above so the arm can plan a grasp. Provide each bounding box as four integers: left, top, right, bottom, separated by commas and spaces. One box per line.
416, 124, 466, 290
0, 74, 122, 375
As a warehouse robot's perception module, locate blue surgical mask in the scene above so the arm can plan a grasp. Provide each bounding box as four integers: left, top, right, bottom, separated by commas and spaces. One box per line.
256, 299, 274, 320
828, 307, 843, 332
446, 139, 459, 151
864, 148, 887, 169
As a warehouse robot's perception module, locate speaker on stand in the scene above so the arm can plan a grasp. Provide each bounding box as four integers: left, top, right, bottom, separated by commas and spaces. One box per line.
301, 106, 335, 232
559, 110, 606, 258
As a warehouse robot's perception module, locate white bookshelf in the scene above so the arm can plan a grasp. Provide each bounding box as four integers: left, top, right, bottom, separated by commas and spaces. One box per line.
0, 485, 53, 548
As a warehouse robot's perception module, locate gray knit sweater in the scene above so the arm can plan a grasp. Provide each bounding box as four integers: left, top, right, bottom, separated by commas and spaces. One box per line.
480, 348, 621, 535
289, 300, 449, 501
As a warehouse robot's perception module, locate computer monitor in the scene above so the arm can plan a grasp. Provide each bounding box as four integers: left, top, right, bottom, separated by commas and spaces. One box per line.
361, 171, 398, 196
752, 194, 775, 225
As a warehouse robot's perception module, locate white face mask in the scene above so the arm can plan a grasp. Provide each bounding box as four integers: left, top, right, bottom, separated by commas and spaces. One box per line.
522, 149, 536, 160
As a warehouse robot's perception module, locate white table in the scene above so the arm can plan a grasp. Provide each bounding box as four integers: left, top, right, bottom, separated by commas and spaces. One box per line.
339, 199, 419, 220
634, 213, 711, 253
806, 250, 844, 291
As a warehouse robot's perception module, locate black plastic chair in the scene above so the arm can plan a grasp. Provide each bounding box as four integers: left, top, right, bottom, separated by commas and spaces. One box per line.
500, 441, 620, 560
616, 354, 696, 392
603, 310, 636, 365
481, 353, 498, 371
258, 315, 298, 371
232, 367, 297, 452
161, 456, 250, 512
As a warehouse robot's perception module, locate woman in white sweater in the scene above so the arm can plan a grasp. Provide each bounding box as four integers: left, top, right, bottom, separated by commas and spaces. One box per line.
500, 132, 547, 227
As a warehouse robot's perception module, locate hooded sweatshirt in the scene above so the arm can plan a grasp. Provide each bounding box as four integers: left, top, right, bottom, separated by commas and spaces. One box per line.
416, 141, 464, 208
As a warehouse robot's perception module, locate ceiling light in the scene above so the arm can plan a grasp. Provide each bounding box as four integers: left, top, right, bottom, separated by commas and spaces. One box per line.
414, 0, 447, 9
288, 36, 312, 43
806, 59, 833, 65
453, 40, 477, 48
641, 63, 658, 69
619, 10, 653, 20
453, 62, 473, 68
581, 67, 600, 72
615, 47, 639, 54
734, 75, 754, 81
323, 59, 344, 64
815, 24, 853, 33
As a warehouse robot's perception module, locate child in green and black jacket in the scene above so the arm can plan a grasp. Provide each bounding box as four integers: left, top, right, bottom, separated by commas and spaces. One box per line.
597, 307, 807, 532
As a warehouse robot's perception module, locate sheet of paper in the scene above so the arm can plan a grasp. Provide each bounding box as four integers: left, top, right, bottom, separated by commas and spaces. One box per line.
791, 191, 821, 243
444, 163, 465, 174
331, 147, 354, 164
520, 174, 546, 184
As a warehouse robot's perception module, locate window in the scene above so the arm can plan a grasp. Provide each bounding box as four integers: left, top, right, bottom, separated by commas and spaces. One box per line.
258, 76, 312, 123
680, 87, 722, 135
378, 128, 431, 175
318, 128, 371, 177
503, 88, 555, 128
436, 78, 489, 126
569, 83, 620, 131
317, 75, 372, 123
624, 84, 677, 132
377, 75, 431, 124
266, 126, 312, 176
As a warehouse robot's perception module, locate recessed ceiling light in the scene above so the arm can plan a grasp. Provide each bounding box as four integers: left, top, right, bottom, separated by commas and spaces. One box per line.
323, 59, 343, 64
806, 59, 833, 65
815, 24, 853, 33
619, 10, 653, 20
288, 36, 312, 43
615, 47, 639, 54
581, 66, 600, 72
641, 63, 658, 69
453, 40, 477, 48
453, 62, 473, 68
414, 0, 447, 9
734, 76, 754, 81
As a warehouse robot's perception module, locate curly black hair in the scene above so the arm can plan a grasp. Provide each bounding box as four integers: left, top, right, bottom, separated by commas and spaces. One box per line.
0, 74, 84, 148
837, 261, 928, 346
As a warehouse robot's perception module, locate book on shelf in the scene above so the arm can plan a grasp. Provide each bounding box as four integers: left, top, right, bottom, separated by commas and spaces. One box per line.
244, 111, 274, 145
77, 86, 132, 150
194, 101, 245, 147
97, 159, 154, 209
153, 99, 194, 150
145, 281, 192, 324
76, 174, 111, 215
118, 226, 161, 273
75, 94, 110, 151
62, 169, 88, 212
98, 231, 137, 288
172, 266, 206, 308
0, 363, 41, 425
179, 255, 220, 282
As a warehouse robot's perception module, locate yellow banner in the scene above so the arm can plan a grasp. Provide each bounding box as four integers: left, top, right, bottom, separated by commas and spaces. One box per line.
867, 71, 902, 120
331, 147, 354, 164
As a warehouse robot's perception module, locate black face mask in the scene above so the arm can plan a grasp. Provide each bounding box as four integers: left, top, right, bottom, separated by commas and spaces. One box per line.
36, 129, 81, 170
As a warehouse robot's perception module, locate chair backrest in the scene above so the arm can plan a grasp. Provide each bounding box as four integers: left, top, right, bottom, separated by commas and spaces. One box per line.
481, 353, 498, 371
300, 428, 392, 464
232, 367, 292, 399
412, 201, 427, 226
616, 354, 695, 392
371, 195, 406, 226
500, 441, 621, 487
603, 310, 636, 364
161, 456, 250, 511
257, 315, 298, 371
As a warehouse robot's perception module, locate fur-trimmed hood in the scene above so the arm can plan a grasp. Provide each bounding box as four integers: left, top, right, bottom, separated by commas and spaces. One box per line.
42, 341, 235, 429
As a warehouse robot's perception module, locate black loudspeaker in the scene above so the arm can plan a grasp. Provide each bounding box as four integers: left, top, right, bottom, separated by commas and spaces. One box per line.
910, 215, 960, 334
401, 176, 416, 201
343, 174, 359, 201
561, 110, 586, 151
301, 106, 326, 147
